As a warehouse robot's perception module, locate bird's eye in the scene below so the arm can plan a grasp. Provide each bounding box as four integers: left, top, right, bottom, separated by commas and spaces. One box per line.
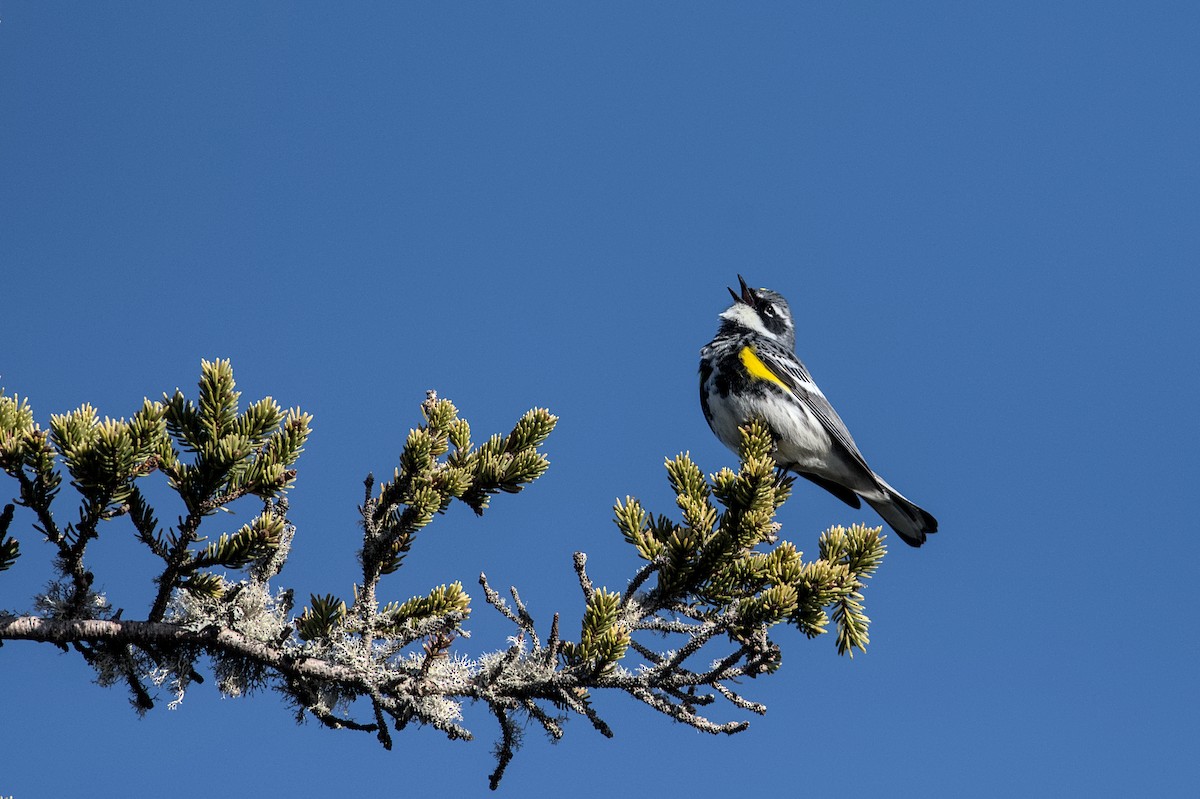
762, 303, 775, 318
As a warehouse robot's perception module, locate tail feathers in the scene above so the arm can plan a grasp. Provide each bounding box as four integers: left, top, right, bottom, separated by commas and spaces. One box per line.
864, 482, 938, 548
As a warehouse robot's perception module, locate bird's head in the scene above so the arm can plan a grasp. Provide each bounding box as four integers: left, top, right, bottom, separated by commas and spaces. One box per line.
720, 275, 795, 349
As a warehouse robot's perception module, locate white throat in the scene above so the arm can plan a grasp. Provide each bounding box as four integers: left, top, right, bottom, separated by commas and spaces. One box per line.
720, 303, 777, 340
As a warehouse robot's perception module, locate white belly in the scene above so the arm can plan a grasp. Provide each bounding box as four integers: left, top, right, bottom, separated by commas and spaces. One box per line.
709, 389, 834, 473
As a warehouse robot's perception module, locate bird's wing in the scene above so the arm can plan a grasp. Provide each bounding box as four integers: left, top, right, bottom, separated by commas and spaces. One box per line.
747, 341, 885, 490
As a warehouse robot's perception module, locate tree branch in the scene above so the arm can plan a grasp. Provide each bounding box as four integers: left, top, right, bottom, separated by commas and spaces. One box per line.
0, 370, 891, 790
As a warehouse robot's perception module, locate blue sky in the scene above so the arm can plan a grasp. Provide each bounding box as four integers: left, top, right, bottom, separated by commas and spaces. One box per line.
2, 3, 1197, 796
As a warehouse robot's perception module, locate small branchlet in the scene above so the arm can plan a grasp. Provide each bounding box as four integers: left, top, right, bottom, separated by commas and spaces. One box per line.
296, 594, 348, 642
379, 582, 471, 633
194, 513, 285, 570
161, 359, 311, 515
561, 589, 630, 675
1, 390, 63, 565
819, 522, 886, 655
179, 572, 226, 601
359, 394, 557, 587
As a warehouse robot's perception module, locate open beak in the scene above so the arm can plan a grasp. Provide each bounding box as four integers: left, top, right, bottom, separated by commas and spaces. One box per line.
727, 274, 756, 307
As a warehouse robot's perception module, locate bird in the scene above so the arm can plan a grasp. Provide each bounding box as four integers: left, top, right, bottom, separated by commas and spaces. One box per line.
699, 275, 937, 547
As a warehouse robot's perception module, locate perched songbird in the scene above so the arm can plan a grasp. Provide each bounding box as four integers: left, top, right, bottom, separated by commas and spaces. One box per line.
699, 276, 938, 547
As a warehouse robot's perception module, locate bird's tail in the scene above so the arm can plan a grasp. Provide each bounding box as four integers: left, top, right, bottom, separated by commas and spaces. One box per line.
864, 479, 938, 548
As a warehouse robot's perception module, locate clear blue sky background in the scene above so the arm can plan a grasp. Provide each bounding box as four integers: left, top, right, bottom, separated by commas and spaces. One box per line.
2, 4, 1197, 796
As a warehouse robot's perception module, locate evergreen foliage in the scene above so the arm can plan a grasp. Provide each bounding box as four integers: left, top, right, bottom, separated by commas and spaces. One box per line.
0, 361, 891, 789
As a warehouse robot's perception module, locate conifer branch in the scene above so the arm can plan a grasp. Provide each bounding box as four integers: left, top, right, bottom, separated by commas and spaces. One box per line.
0, 364, 890, 790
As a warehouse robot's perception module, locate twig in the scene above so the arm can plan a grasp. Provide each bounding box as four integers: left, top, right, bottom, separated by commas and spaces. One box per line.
572, 551, 593, 597
488, 706, 518, 791
509, 586, 539, 650
479, 574, 521, 625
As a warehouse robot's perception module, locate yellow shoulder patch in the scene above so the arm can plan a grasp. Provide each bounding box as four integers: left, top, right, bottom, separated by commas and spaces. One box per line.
739, 346, 790, 391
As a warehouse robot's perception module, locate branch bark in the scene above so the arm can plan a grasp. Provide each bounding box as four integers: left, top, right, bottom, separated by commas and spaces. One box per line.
0, 615, 364, 687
